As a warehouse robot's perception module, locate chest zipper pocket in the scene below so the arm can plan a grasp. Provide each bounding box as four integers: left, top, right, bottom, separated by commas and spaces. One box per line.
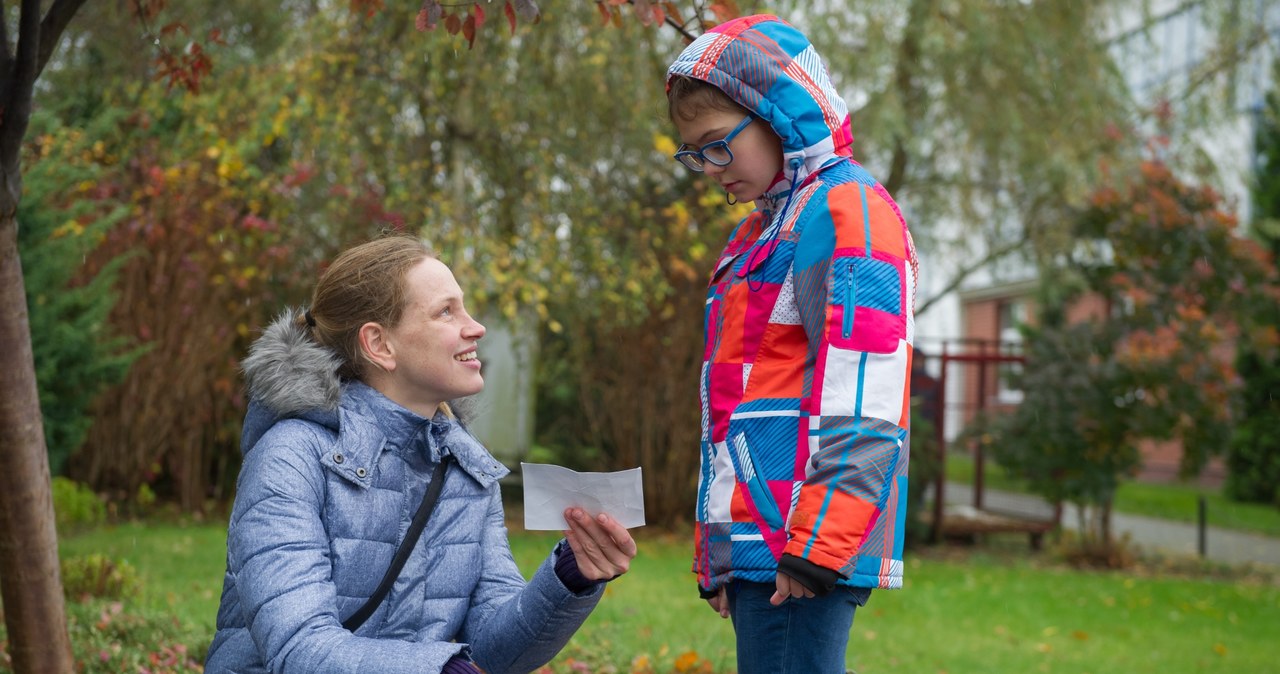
842, 261, 856, 339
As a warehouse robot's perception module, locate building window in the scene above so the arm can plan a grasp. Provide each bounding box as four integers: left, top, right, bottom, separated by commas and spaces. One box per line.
997, 300, 1025, 404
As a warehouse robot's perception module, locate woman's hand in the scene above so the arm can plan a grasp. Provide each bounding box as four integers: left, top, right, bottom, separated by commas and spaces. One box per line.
562, 508, 637, 581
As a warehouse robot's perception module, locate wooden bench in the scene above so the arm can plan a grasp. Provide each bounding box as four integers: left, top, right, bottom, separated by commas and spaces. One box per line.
934, 504, 1057, 550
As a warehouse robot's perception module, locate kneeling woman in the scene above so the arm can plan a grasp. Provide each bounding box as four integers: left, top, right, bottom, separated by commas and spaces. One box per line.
206, 235, 636, 674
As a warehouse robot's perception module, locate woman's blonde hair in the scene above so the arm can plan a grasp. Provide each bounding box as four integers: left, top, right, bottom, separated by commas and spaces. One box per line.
299, 234, 433, 382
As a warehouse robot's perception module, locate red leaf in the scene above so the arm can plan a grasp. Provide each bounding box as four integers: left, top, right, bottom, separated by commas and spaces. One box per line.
445, 11, 462, 35
709, 3, 737, 23
415, 9, 429, 31
473, 2, 485, 27
159, 22, 188, 37
463, 14, 476, 49
661, 1, 684, 25
419, 0, 442, 29
652, 5, 665, 26
349, 0, 384, 18
634, 0, 655, 26
597, 1, 611, 25
504, 1, 517, 34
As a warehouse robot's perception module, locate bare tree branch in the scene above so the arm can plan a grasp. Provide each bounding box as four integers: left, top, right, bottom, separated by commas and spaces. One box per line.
0, 0, 43, 193
621, 0, 700, 42
37, 0, 90, 79
915, 235, 1029, 316
883, 0, 936, 196
0, 10, 12, 93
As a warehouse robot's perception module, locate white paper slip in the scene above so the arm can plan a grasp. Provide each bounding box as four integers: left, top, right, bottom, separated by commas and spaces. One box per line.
520, 462, 646, 530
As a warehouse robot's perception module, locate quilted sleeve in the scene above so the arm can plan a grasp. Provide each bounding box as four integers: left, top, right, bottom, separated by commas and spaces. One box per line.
784, 180, 914, 576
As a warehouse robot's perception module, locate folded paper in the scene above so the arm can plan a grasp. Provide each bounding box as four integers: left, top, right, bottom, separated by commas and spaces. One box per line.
521, 462, 646, 530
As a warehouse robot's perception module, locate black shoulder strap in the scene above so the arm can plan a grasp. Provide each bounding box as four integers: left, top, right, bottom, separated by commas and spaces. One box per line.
342, 453, 454, 632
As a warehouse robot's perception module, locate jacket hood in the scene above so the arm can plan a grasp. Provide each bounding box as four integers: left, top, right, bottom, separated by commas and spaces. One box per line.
238, 309, 506, 485
666, 14, 853, 200
243, 309, 344, 419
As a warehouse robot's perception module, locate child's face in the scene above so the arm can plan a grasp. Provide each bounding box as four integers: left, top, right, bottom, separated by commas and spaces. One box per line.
674, 107, 783, 204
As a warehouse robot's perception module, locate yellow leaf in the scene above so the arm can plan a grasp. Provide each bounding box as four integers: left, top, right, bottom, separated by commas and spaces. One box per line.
654, 133, 678, 157
1213, 643, 1228, 656
674, 652, 700, 672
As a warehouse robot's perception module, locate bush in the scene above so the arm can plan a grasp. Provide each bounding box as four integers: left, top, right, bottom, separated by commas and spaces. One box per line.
51, 477, 107, 533
21, 111, 143, 475
60, 554, 141, 602
67, 600, 204, 674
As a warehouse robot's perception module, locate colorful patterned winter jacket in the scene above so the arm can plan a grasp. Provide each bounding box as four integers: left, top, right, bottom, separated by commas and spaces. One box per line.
668, 15, 918, 594
204, 314, 603, 674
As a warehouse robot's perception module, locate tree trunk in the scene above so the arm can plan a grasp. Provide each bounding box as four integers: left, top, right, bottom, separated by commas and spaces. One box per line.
0, 215, 74, 673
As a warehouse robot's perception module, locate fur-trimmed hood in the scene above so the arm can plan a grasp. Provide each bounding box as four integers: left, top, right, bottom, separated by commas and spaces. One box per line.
238, 308, 480, 460
242, 308, 344, 419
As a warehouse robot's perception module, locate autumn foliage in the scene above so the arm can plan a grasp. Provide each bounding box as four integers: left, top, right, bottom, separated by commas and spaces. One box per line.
980, 155, 1278, 559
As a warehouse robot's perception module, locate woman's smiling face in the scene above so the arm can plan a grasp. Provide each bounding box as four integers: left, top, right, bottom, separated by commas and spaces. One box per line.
376, 258, 486, 416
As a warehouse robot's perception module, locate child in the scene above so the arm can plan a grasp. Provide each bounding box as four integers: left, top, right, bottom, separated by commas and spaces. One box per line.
666, 14, 917, 674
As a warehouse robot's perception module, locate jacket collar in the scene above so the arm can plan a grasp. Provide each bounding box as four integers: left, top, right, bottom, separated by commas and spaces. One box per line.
334, 383, 509, 490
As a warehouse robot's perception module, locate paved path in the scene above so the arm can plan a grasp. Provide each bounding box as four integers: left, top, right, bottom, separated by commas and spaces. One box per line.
939, 482, 1280, 568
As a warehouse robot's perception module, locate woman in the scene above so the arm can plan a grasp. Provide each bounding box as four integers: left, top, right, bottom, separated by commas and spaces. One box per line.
205, 234, 636, 674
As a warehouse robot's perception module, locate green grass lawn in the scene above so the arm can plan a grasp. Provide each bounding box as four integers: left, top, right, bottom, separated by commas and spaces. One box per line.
57, 520, 1280, 673
943, 453, 1280, 538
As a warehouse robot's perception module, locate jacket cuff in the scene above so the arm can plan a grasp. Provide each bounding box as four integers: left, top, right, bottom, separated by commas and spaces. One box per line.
777, 554, 844, 596
553, 539, 605, 594
698, 584, 719, 600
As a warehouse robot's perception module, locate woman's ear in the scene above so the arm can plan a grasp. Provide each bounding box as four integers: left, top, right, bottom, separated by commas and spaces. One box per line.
358, 322, 396, 373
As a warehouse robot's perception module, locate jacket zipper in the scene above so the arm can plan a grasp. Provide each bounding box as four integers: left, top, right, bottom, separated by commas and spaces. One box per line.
843, 261, 856, 339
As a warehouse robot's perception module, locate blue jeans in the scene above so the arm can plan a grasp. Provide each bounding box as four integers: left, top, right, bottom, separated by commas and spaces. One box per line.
726, 580, 872, 674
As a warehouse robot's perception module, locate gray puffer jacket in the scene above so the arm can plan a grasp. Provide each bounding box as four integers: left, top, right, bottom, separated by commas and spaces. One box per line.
204, 312, 602, 674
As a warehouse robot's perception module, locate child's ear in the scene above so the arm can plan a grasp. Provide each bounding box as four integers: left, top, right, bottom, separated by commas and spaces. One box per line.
358, 322, 396, 373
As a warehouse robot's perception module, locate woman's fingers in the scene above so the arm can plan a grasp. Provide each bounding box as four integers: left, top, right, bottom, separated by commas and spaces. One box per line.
564, 508, 637, 579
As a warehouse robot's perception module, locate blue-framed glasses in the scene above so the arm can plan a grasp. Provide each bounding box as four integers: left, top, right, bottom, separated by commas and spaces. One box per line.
673, 114, 754, 172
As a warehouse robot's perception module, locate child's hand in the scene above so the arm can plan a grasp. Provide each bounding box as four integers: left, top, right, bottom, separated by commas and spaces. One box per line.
705, 586, 729, 619
563, 508, 637, 581
770, 571, 815, 606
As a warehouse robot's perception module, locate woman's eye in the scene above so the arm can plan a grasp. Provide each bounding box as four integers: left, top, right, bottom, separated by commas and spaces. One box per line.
440, 306, 453, 317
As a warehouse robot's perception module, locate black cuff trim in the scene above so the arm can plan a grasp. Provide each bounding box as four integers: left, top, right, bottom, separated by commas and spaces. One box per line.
777, 554, 844, 597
